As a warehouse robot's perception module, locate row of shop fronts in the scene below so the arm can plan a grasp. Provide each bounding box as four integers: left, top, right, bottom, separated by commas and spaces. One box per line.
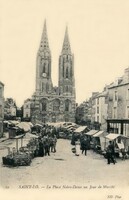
72, 124, 129, 159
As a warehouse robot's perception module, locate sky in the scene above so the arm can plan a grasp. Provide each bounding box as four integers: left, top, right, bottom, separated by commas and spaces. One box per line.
1, 0, 129, 107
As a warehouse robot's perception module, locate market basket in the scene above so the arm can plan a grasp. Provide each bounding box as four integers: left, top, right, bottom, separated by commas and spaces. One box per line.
71, 147, 76, 153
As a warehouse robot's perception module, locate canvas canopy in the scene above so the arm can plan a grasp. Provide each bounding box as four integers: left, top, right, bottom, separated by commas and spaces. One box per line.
16, 122, 31, 132
93, 131, 105, 137
105, 133, 120, 140
9, 120, 19, 125
105, 133, 129, 140
13, 134, 24, 139
105, 133, 129, 141
25, 132, 39, 139
28, 122, 33, 127
85, 130, 98, 136
117, 142, 124, 149
35, 123, 43, 127
74, 126, 87, 133
3, 120, 11, 124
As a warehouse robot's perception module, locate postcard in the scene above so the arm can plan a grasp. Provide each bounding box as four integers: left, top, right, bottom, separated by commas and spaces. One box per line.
0, 0, 129, 199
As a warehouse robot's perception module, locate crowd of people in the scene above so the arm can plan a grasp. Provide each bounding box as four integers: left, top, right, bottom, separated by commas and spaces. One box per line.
33, 125, 128, 165
37, 134, 57, 157
32, 125, 58, 157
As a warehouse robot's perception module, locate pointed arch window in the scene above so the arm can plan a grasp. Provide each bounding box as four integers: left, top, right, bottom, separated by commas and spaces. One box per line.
63, 65, 64, 78
53, 99, 60, 111
46, 83, 49, 92
65, 100, 70, 111
42, 101, 47, 111
66, 86, 69, 93
70, 67, 72, 78
43, 63, 46, 73
42, 83, 44, 92
66, 66, 69, 78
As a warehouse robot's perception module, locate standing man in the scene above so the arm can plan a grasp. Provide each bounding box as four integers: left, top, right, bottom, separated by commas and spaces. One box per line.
106, 141, 116, 164
52, 135, 57, 153
43, 136, 50, 156
81, 137, 88, 156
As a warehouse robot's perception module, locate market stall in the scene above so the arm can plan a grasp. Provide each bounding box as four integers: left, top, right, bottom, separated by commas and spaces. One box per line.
85, 130, 99, 148
71, 126, 88, 145
104, 133, 129, 159
92, 131, 108, 153
2, 134, 32, 166
8, 126, 24, 139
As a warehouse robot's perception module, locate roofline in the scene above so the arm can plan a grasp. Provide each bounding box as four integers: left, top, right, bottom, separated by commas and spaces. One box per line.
108, 82, 129, 89
0, 81, 4, 86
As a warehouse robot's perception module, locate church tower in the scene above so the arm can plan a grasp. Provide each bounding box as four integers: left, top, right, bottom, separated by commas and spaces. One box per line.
58, 27, 76, 122
32, 23, 76, 124
58, 27, 75, 98
36, 20, 53, 95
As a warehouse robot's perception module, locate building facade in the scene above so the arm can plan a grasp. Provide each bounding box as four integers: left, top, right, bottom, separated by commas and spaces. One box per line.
89, 92, 99, 123
107, 67, 129, 136
0, 82, 4, 137
92, 87, 108, 131
32, 21, 76, 123
23, 98, 32, 119
4, 98, 17, 119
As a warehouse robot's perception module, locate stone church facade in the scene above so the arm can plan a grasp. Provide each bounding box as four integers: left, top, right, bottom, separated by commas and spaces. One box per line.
31, 21, 76, 123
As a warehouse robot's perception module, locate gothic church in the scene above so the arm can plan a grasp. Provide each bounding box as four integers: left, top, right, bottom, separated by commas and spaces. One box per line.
32, 21, 76, 123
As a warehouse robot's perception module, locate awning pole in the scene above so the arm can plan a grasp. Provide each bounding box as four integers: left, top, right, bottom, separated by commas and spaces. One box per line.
16, 139, 18, 152
21, 138, 23, 147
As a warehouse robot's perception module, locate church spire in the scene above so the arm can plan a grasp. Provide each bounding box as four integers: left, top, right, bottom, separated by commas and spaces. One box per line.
61, 26, 71, 55
39, 20, 50, 52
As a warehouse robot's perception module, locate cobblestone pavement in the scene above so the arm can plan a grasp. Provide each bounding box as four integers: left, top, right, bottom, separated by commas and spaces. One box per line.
0, 138, 129, 189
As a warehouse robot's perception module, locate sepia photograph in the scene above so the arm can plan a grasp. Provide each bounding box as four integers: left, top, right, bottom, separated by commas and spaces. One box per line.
0, 0, 129, 199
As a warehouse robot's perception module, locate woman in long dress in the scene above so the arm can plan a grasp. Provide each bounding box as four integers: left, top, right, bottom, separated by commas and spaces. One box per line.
75, 139, 80, 156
